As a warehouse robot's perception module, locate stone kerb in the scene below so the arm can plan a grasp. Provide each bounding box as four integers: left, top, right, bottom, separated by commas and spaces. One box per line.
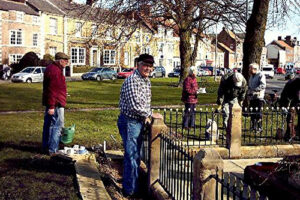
226, 103, 242, 158
193, 148, 224, 200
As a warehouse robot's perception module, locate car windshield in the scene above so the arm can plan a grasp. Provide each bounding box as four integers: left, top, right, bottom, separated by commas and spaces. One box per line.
263, 68, 273, 71
122, 69, 133, 72
21, 67, 35, 73
90, 68, 103, 72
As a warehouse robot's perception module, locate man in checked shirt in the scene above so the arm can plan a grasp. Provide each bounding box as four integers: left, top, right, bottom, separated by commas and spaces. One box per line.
118, 54, 163, 197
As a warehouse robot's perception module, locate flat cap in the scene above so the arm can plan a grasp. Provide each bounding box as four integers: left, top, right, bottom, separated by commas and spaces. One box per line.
55, 52, 70, 60
137, 54, 154, 64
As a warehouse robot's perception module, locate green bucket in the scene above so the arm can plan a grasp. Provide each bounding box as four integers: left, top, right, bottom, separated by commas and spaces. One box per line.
61, 124, 75, 144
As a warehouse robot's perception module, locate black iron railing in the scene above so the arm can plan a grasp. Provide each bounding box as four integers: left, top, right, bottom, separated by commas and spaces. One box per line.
242, 107, 300, 145
159, 134, 193, 200
155, 108, 227, 147
214, 169, 268, 200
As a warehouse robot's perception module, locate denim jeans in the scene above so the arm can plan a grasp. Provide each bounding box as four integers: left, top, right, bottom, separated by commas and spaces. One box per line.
42, 107, 64, 153
117, 114, 143, 195
183, 103, 196, 128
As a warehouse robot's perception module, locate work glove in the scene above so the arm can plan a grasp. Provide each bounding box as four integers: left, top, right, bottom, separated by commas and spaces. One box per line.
215, 105, 222, 113
282, 107, 288, 114
239, 101, 243, 107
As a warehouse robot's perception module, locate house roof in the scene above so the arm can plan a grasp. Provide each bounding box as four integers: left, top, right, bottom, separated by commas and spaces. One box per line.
218, 42, 234, 53
0, 0, 39, 15
27, 0, 64, 15
274, 40, 293, 50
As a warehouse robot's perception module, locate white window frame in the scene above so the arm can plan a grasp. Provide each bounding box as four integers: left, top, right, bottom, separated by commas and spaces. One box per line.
33, 33, 38, 46
49, 18, 58, 35
9, 54, 23, 64
16, 11, 24, 22
10, 29, 23, 46
135, 31, 140, 43
143, 46, 151, 54
50, 47, 57, 57
103, 50, 116, 65
91, 24, 97, 36
71, 47, 86, 65
75, 22, 82, 37
124, 51, 129, 65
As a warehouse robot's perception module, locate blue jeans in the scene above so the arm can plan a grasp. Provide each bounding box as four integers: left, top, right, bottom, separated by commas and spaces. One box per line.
42, 107, 64, 153
117, 114, 143, 195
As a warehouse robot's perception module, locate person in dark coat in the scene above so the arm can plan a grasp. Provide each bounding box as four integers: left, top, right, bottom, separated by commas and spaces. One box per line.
181, 66, 199, 129
217, 72, 247, 128
279, 77, 300, 141
42, 52, 69, 156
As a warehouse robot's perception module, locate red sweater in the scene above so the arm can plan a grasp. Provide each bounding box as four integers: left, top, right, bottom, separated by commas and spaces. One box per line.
42, 62, 67, 109
181, 74, 198, 104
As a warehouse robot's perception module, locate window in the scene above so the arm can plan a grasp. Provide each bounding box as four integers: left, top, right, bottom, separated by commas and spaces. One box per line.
143, 47, 150, 54
75, 22, 82, 37
32, 16, 39, 24
91, 24, 97, 36
124, 52, 129, 65
103, 50, 116, 65
34, 68, 41, 74
16, 11, 24, 22
135, 31, 140, 42
9, 54, 22, 64
10, 29, 23, 45
33, 33, 38, 46
106, 29, 113, 40
71, 47, 86, 65
50, 18, 57, 34
50, 47, 57, 56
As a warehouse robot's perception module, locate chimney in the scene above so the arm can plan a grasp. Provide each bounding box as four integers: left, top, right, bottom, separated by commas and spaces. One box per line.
278, 36, 282, 40
86, 0, 94, 5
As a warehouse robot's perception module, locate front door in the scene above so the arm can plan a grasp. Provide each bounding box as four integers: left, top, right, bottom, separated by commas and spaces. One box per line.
93, 50, 97, 67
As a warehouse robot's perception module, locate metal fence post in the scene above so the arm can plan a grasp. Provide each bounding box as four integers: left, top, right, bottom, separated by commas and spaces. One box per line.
148, 116, 168, 194
226, 102, 242, 158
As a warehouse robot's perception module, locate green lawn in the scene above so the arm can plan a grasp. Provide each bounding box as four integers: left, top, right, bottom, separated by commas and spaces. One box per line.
0, 77, 219, 111
0, 77, 218, 199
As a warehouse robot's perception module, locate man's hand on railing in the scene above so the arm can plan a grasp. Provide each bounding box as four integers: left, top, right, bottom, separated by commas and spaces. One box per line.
215, 105, 222, 113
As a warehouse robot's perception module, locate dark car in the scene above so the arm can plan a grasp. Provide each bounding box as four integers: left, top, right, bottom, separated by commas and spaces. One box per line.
168, 69, 181, 77
117, 68, 135, 79
81, 67, 117, 81
150, 66, 166, 78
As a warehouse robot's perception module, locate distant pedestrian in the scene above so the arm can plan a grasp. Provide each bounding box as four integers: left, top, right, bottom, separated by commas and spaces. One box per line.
181, 66, 199, 129
279, 77, 300, 141
42, 52, 69, 156
248, 63, 266, 133
217, 72, 247, 128
118, 54, 162, 197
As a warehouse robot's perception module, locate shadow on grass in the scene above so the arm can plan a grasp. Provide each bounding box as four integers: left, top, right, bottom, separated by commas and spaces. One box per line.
0, 141, 43, 154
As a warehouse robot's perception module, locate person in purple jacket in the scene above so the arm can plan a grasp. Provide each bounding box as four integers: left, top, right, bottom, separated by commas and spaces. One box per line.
42, 52, 69, 156
181, 66, 199, 129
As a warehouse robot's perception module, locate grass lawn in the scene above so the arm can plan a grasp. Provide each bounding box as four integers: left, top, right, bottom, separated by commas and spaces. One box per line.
0, 77, 219, 111
0, 77, 218, 199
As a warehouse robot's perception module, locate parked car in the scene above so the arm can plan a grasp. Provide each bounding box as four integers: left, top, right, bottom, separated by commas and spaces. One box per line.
11, 66, 46, 83
168, 69, 181, 77
276, 67, 286, 74
81, 67, 117, 81
150, 66, 166, 78
117, 68, 135, 79
261, 65, 275, 79
197, 68, 210, 76
199, 66, 214, 75
295, 68, 300, 74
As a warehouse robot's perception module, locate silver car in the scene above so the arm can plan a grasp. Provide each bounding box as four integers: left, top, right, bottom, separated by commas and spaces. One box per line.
11, 66, 46, 83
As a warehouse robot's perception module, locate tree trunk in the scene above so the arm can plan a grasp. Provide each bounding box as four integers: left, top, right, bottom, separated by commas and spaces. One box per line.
242, 0, 270, 81
178, 30, 192, 86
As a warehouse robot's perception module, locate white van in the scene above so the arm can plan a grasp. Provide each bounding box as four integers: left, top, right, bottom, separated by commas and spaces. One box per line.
261, 64, 274, 79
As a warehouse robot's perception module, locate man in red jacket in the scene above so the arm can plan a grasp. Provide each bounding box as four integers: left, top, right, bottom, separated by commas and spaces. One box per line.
42, 52, 69, 155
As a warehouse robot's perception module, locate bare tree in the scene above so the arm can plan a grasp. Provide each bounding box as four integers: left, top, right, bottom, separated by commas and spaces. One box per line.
242, 0, 300, 81
68, 0, 246, 85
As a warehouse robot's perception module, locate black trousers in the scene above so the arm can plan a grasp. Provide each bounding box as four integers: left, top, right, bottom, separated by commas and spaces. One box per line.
249, 99, 264, 129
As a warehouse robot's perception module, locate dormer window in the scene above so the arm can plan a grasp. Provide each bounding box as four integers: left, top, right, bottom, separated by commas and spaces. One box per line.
75, 22, 82, 37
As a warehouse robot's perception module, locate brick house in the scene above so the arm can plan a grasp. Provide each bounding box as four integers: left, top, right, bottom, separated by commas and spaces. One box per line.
0, 0, 41, 65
